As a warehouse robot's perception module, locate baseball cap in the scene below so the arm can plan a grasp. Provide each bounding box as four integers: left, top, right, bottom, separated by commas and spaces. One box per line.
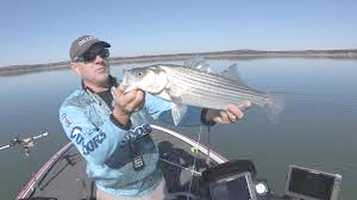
69, 35, 111, 62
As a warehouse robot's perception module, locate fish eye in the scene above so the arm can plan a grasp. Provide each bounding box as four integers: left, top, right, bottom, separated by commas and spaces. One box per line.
137, 72, 143, 77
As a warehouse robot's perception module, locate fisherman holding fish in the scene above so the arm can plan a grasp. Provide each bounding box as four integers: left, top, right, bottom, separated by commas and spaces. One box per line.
59, 35, 251, 200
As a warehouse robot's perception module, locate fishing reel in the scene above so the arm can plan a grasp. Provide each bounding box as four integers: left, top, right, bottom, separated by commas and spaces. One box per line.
0, 131, 49, 157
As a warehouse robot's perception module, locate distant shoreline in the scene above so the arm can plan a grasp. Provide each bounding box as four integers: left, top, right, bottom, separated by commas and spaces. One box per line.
1, 49, 356, 76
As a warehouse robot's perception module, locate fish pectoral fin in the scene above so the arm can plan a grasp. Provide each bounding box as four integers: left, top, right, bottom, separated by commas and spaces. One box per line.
166, 85, 184, 99
171, 103, 188, 126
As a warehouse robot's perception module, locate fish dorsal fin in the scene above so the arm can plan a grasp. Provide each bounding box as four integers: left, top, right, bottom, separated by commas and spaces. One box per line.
221, 64, 252, 89
184, 56, 206, 68
184, 56, 214, 73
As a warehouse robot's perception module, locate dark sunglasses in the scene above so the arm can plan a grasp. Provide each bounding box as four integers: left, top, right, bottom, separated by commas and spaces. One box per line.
77, 47, 110, 63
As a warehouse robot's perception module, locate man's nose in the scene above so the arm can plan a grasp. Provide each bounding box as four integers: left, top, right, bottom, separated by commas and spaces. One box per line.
94, 55, 105, 64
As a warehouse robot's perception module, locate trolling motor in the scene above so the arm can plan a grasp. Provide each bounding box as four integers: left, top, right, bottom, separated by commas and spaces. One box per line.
0, 131, 49, 157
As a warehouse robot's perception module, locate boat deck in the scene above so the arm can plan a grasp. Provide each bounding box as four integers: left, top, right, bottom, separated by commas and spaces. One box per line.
18, 125, 226, 200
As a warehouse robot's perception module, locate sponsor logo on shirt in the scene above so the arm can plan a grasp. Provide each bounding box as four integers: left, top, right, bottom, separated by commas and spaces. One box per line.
69, 123, 152, 156
70, 127, 107, 155
82, 130, 106, 155
121, 123, 152, 145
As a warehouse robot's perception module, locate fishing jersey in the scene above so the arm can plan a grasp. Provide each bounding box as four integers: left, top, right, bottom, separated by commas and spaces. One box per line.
59, 84, 205, 197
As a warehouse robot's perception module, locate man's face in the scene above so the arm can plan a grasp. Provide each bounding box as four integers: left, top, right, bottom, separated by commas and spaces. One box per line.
72, 46, 110, 86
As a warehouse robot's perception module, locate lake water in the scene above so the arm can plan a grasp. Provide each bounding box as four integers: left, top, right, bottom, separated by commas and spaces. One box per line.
0, 58, 356, 199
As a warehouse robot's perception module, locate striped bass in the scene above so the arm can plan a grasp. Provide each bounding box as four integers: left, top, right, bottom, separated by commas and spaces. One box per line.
122, 63, 282, 125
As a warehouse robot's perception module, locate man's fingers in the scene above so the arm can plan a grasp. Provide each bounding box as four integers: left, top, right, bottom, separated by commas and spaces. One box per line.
227, 100, 251, 119
213, 111, 230, 124
124, 90, 145, 112
122, 91, 137, 105
112, 86, 126, 103
132, 90, 145, 110
237, 100, 252, 111
208, 101, 252, 124
226, 105, 244, 119
227, 111, 237, 122
116, 85, 126, 94
113, 86, 144, 111
220, 111, 229, 121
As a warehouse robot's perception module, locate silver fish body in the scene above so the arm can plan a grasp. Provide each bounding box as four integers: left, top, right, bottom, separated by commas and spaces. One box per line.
122, 64, 274, 111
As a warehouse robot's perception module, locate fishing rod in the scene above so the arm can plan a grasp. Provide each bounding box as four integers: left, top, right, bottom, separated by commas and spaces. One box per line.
0, 131, 49, 156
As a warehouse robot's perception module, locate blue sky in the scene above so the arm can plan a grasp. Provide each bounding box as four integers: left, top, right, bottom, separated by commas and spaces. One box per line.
0, 0, 356, 66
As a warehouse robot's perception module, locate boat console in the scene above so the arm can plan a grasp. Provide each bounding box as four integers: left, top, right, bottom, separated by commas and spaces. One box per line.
166, 159, 342, 200
196, 160, 342, 200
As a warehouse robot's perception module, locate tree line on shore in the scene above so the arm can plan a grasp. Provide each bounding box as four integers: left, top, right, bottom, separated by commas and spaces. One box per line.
1, 49, 356, 76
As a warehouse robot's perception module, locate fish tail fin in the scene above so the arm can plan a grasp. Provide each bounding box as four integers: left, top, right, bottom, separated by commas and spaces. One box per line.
262, 94, 285, 124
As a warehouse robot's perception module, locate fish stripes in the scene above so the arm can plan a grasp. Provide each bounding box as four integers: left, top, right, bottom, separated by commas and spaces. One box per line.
123, 64, 273, 111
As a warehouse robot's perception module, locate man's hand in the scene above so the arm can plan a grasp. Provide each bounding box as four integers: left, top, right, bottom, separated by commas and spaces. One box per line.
111, 86, 145, 126
205, 101, 252, 124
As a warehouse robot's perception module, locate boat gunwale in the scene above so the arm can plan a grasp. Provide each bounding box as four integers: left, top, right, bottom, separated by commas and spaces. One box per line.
16, 142, 73, 199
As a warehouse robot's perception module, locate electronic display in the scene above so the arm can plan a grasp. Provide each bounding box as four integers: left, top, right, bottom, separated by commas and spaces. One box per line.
286, 165, 342, 200
209, 172, 257, 200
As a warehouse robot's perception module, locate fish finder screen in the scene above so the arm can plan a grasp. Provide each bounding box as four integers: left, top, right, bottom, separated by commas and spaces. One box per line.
288, 167, 335, 200
209, 173, 254, 200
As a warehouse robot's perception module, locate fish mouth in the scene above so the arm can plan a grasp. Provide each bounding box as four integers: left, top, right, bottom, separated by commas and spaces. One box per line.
121, 70, 128, 86
120, 70, 132, 91
121, 73, 140, 93
121, 80, 129, 89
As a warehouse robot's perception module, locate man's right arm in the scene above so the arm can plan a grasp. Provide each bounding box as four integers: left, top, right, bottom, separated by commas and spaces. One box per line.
59, 105, 127, 165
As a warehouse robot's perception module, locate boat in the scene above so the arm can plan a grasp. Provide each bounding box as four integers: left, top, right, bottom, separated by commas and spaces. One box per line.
15, 125, 228, 200
15, 125, 343, 200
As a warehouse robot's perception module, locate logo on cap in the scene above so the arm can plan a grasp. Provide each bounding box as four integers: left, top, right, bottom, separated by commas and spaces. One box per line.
78, 36, 96, 46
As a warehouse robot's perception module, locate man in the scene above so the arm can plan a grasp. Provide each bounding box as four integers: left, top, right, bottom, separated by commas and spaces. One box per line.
59, 35, 251, 200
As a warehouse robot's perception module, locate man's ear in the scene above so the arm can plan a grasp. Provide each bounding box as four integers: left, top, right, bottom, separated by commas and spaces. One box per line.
71, 62, 81, 76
